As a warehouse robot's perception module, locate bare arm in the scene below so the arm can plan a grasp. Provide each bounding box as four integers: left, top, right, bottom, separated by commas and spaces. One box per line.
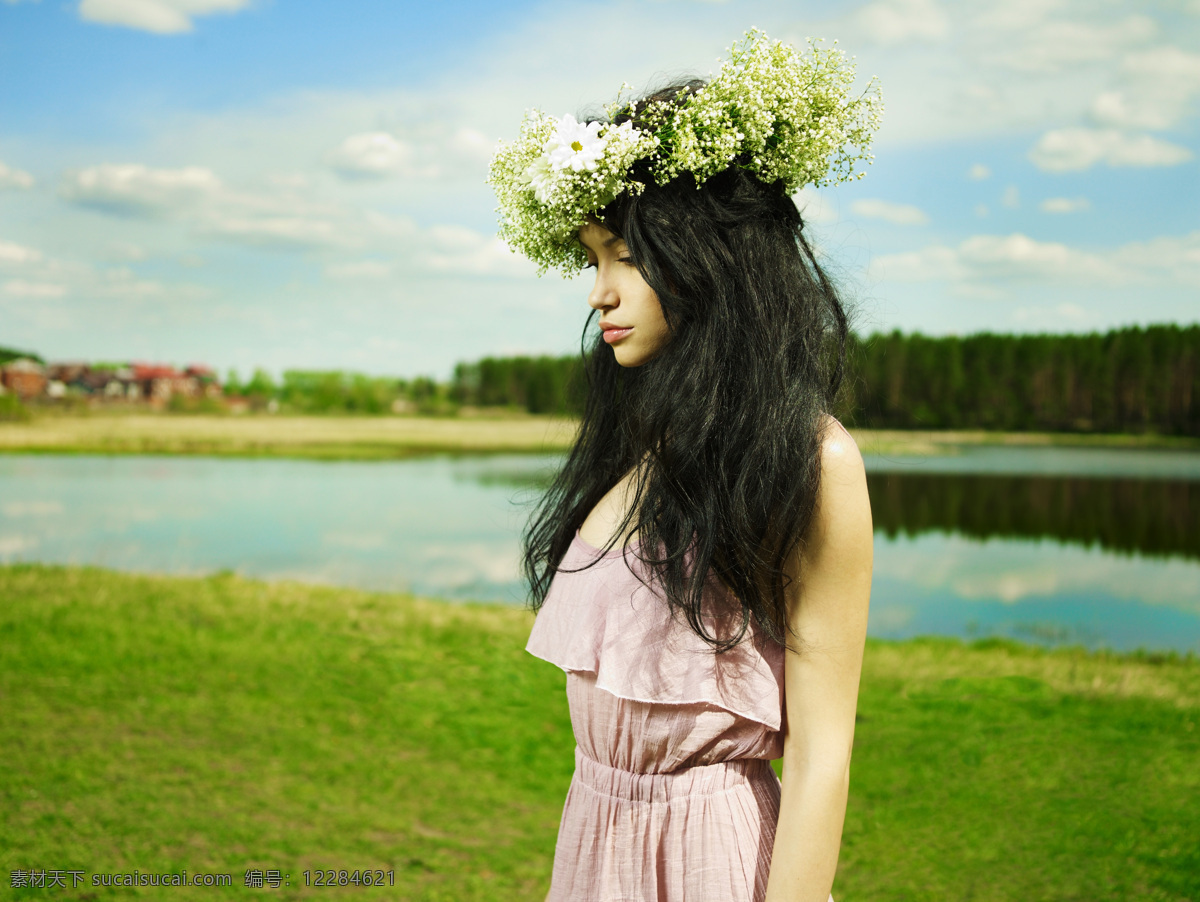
764, 419, 873, 902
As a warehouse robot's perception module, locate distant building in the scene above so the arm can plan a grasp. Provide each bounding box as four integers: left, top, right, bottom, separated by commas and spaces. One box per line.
0, 358, 47, 400
0, 357, 222, 405
45, 362, 90, 387
184, 364, 223, 399
129, 362, 220, 405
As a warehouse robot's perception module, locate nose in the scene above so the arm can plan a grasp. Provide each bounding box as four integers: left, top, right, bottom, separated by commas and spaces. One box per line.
587, 267, 617, 311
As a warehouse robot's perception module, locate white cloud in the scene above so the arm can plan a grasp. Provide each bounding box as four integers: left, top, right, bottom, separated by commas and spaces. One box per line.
0, 236, 209, 309
1040, 196, 1090, 214
58, 161, 377, 251
107, 241, 149, 261
1089, 91, 1169, 131
968, 163, 991, 180
1002, 185, 1020, 209
1091, 47, 1200, 130
850, 199, 930, 226
326, 132, 413, 179
0, 161, 34, 190
325, 261, 392, 280
957, 234, 1118, 281
0, 535, 38, 558
873, 229, 1200, 292
325, 125, 492, 182
3, 280, 68, 298
92, 265, 174, 299
872, 233, 1127, 285
871, 244, 961, 282
424, 227, 538, 278
1, 501, 64, 517
1012, 302, 1090, 327
855, 0, 950, 45
1113, 231, 1200, 286
1029, 128, 1193, 172
202, 215, 346, 250
60, 163, 223, 214
0, 240, 42, 265
78, 0, 252, 35
792, 188, 839, 224
266, 172, 310, 190
992, 14, 1158, 74
1122, 45, 1200, 96
51, 155, 534, 269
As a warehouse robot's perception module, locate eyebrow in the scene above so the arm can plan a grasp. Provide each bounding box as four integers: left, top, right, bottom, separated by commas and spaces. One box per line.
579, 230, 626, 253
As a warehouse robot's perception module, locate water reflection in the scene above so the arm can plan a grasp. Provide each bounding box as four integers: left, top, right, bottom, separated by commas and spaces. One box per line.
0, 449, 1196, 653
871, 532, 1200, 651
867, 473, 1197, 562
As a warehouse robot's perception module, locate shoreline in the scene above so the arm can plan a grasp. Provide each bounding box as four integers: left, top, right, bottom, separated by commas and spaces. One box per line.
1, 561, 1196, 662
2, 412, 1197, 460
4, 561, 1197, 664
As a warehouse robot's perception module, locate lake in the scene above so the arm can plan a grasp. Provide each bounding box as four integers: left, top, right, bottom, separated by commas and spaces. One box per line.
1, 446, 1197, 654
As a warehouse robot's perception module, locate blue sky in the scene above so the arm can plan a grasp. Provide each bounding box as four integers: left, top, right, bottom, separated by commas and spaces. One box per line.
1, 0, 1198, 379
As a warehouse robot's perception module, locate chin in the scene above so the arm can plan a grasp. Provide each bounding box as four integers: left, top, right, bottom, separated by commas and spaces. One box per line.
612, 345, 658, 368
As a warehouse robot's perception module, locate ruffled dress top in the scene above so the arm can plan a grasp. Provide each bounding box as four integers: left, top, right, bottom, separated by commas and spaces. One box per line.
527, 531, 835, 902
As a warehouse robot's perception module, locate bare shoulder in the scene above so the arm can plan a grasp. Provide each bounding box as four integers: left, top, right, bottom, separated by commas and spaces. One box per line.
816, 415, 867, 497
802, 414, 872, 566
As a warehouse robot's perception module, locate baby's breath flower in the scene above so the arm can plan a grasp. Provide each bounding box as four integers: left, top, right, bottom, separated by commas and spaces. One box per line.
487, 28, 883, 276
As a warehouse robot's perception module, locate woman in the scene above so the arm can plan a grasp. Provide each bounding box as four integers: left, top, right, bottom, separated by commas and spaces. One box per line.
489, 30, 880, 902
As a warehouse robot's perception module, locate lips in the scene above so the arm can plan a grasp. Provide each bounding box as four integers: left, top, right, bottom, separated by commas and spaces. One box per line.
601, 325, 633, 344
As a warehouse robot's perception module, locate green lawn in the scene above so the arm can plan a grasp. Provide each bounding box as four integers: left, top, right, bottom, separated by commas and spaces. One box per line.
2, 565, 1196, 900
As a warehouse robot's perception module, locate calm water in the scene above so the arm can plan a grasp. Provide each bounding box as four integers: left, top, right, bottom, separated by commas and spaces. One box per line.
1, 447, 1197, 654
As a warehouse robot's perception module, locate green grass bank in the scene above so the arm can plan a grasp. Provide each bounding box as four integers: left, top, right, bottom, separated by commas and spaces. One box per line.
3, 411, 1199, 462
2, 565, 1197, 901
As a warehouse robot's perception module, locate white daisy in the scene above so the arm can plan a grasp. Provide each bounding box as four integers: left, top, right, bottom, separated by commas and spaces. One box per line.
545, 114, 608, 172
522, 155, 557, 203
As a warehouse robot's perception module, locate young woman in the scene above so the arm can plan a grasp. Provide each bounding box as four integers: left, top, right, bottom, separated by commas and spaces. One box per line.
489, 31, 880, 902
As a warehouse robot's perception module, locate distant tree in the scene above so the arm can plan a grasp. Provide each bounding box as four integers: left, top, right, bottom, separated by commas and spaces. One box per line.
0, 345, 44, 366
450, 354, 584, 415
243, 368, 278, 401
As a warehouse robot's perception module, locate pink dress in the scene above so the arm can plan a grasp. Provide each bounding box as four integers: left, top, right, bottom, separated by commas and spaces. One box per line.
527, 532, 836, 902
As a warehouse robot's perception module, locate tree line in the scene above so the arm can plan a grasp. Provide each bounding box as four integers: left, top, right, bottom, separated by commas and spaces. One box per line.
223, 369, 452, 415
16, 325, 1190, 432
844, 324, 1198, 435
449, 324, 1200, 436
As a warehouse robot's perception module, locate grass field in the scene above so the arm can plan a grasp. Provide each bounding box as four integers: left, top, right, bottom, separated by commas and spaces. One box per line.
2, 565, 1196, 901
2, 411, 1197, 460
0, 413, 579, 460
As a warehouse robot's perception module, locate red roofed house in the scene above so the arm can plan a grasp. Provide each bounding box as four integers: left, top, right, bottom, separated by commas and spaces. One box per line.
1, 358, 47, 400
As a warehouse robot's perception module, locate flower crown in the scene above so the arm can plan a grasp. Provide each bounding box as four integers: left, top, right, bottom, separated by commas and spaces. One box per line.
487, 29, 883, 277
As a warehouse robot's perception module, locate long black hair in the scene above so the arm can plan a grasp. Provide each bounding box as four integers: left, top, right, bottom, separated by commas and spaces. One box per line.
522, 82, 850, 655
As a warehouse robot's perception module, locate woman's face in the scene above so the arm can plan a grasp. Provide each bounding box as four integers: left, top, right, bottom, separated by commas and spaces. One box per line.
579, 222, 670, 367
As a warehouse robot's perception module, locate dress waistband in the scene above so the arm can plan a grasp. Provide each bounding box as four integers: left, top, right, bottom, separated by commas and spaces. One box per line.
572, 746, 778, 803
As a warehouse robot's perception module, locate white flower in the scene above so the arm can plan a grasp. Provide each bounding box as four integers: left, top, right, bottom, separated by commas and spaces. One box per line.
522, 155, 556, 203
545, 114, 608, 172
